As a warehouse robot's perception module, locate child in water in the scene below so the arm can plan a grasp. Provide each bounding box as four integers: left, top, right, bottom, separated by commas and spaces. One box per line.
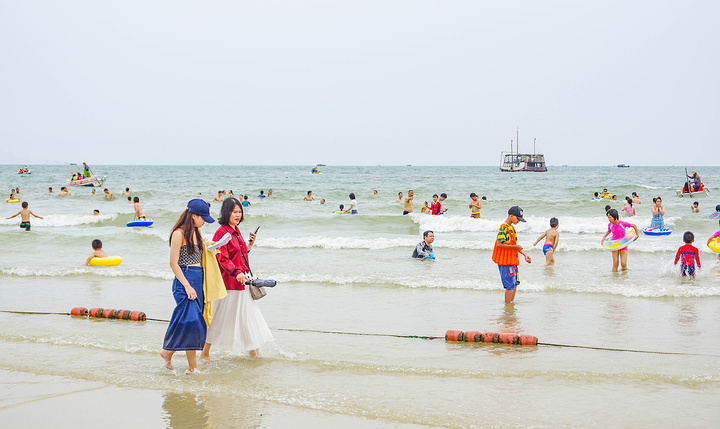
691, 202, 699, 213
601, 209, 639, 272
6, 201, 43, 231
533, 217, 560, 266
492, 206, 532, 303
674, 231, 700, 277
650, 197, 665, 228
133, 197, 145, 219
85, 239, 108, 265
623, 197, 635, 217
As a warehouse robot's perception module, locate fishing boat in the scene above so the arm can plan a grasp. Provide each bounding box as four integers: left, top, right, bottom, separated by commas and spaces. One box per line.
17, 165, 31, 175
617, 164, 630, 168
676, 168, 709, 198
499, 129, 547, 172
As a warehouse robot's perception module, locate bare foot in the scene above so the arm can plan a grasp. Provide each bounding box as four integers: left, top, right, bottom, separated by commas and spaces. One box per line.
199, 353, 211, 362
249, 349, 259, 358
185, 368, 203, 375
160, 350, 173, 370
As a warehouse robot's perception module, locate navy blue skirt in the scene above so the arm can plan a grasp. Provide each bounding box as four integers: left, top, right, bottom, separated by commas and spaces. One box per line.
163, 266, 207, 351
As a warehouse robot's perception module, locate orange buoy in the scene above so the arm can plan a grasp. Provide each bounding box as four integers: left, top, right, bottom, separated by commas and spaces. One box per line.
519, 335, 538, 346
101, 309, 117, 319
498, 333, 519, 344
88, 308, 104, 318
70, 307, 88, 317
116, 309, 131, 320
482, 332, 499, 343
129, 311, 146, 321
445, 330, 464, 342
464, 331, 482, 342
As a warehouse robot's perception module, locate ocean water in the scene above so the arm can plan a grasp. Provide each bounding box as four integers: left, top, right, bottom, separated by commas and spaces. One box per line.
1, 164, 719, 427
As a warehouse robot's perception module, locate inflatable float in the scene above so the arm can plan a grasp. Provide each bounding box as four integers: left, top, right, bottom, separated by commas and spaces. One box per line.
643, 226, 672, 236
88, 256, 122, 266
5, 198, 20, 203
709, 212, 720, 219
602, 229, 636, 251
708, 237, 720, 254
127, 217, 153, 227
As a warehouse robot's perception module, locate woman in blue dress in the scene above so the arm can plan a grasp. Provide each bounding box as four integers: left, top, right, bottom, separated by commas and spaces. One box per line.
160, 199, 214, 374
650, 197, 665, 229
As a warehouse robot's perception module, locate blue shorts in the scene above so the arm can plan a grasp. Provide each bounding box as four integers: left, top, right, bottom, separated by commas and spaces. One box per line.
498, 265, 520, 290
351, 210, 357, 214
680, 264, 696, 277
543, 244, 553, 255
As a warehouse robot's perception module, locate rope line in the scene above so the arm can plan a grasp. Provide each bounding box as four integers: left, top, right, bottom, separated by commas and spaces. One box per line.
2, 310, 718, 357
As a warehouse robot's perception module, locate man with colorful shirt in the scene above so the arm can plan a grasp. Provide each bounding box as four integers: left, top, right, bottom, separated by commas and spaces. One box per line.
491, 206, 532, 303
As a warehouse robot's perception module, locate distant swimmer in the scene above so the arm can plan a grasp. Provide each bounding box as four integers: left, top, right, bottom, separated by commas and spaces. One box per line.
59, 187, 71, 196
403, 190, 414, 215
6, 201, 43, 231
103, 188, 116, 199
93, 209, 100, 216
267, 189, 273, 197
123, 187, 132, 196
214, 191, 224, 202
412, 230, 435, 259
242, 195, 251, 207
84, 239, 108, 266
396, 192, 403, 203
48, 187, 54, 193
533, 217, 560, 266
258, 190, 266, 198
469, 193, 482, 218
304, 191, 315, 201
691, 201, 699, 213
127, 196, 133, 203
133, 197, 145, 219
631, 192, 641, 204
320, 199, 325, 205
333, 204, 345, 214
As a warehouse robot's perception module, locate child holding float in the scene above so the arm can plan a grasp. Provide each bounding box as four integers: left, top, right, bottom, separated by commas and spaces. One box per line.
602, 209, 639, 272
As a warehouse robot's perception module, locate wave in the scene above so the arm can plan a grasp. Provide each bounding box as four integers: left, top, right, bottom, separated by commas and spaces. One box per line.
0, 213, 118, 227
0, 265, 174, 281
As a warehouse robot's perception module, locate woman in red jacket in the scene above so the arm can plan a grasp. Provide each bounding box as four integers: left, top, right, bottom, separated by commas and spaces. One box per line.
200, 198, 273, 359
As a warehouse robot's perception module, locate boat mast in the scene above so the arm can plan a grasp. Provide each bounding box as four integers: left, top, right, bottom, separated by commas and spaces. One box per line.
533, 137, 536, 155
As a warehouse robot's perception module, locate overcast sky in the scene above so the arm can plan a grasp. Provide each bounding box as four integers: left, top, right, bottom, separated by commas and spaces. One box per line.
1, 1, 718, 166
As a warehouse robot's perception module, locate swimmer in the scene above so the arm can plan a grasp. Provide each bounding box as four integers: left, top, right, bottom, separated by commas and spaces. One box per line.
691, 201, 699, 213
133, 197, 145, 219
469, 193, 482, 218
91, 189, 96, 195
127, 196, 133, 203
48, 187, 54, 193
412, 230, 434, 259
93, 209, 100, 216
58, 187, 71, 196
320, 198, 325, 205
258, 190, 266, 198
123, 187, 132, 196
304, 191, 315, 201
333, 204, 345, 214
631, 192, 641, 204
84, 239, 108, 265
267, 189, 273, 197
214, 191, 224, 202
6, 201, 43, 231
438, 193, 448, 213
103, 188, 116, 199
403, 190, 414, 215
533, 217, 560, 266
242, 195, 251, 207
396, 192, 403, 203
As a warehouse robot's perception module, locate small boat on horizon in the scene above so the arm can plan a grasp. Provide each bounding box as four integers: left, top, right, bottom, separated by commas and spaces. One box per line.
617, 164, 630, 168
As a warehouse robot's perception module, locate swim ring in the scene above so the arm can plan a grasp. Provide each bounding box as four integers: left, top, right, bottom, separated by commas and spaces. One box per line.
709, 212, 720, 219
127, 217, 153, 227
5, 199, 20, 203
708, 237, 720, 254
602, 229, 636, 251
88, 256, 122, 266
642, 226, 672, 236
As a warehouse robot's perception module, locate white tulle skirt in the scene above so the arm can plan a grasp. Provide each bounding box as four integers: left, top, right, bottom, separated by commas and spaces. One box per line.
206, 287, 273, 354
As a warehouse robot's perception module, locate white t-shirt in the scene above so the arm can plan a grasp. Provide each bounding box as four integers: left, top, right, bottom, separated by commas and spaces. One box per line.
349, 199, 357, 211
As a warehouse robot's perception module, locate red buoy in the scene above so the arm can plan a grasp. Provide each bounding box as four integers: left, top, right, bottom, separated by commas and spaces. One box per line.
482, 332, 499, 343
88, 308, 104, 318
519, 335, 538, 346
445, 330, 464, 342
70, 307, 88, 317
498, 333, 519, 344
102, 309, 117, 319
116, 309, 131, 320
130, 311, 146, 321
464, 331, 481, 342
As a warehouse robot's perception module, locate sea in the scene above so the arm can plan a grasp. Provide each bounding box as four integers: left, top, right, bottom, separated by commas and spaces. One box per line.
1, 164, 719, 428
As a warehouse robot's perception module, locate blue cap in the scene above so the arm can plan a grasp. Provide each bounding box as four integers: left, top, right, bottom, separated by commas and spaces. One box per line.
187, 199, 214, 223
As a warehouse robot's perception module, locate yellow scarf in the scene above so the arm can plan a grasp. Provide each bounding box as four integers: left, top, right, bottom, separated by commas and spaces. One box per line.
201, 241, 228, 325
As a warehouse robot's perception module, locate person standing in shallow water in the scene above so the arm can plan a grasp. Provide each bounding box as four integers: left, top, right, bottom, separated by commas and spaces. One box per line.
160, 199, 214, 374
200, 198, 272, 359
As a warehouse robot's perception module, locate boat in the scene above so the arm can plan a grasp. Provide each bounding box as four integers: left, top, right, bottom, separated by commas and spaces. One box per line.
617, 164, 630, 168
676, 183, 709, 198
17, 165, 31, 175
67, 175, 106, 187
499, 129, 547, 172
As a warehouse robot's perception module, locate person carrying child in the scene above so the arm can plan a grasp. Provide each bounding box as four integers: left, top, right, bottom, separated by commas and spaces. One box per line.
601, 209, 639, 272
6, 201, 43, 231
85, 239, 108, 265
674, 232, 701, 277
533, 217, 559, 266
492, 206, 531, 303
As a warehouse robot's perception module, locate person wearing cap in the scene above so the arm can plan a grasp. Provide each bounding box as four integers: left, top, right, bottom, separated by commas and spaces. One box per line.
686, 170, 702, 192
491, 206, 532, 303
469, 193, 482, 218
161, 198, 215, 374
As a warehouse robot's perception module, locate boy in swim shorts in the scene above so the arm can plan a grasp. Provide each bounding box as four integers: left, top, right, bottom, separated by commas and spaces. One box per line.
6, 201, 43, 231
533, 217, 560, 266
675, 231, 700, 277
469, 193, 482, 218
492, 206, 532, 303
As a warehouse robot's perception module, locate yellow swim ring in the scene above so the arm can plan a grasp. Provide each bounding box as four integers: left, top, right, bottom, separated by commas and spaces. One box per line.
6, 198, 20, 203
88, 256, 123, 266
708, 237, 720, 254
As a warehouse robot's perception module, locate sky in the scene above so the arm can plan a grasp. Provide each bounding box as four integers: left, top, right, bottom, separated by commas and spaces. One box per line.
1, 1, 718, 166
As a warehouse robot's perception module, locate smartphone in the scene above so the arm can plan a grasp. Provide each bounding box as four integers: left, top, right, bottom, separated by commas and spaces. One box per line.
254, 226, 260, 234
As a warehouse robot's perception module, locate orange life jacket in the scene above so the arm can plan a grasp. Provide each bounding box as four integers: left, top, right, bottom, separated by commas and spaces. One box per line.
491, 223, 519, 266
